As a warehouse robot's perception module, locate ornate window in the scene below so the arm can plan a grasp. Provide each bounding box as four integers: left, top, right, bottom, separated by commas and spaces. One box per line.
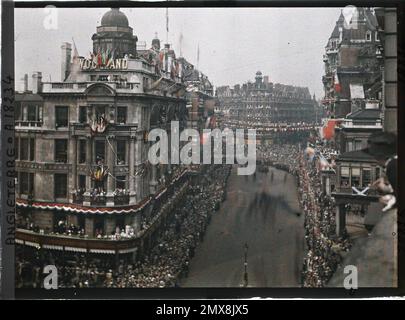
362, 168, 371, 187
20, 138, 35, 161
55, 106, 69, 128
19, 172, 34, 195
351, 167, 361, 187
79, 140, 87, 164
79, 106, 87, 123
54, 173, 67, 198
95, 140, 106, 164
55, 139, 68, 163
340, 166, 350, 187
116, 140, 127, 165
117, 106, 127, 124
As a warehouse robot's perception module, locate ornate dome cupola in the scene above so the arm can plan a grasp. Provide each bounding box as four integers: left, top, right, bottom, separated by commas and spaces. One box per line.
255, 71, 263, 86
101, 7, 129, 27
152, 32, 161, 51
92, 8, 138, 58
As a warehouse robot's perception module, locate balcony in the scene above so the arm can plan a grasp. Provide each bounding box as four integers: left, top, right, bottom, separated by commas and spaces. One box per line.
326, 48, 338, 55
42, 81, 143, 94
16, 228, 141, 253
340, 118, 383, 129
90, 194, 107, 206
72, 192, 84, 204
116, 82, 135, 90
15, 120, 43, 128
114, 194, 130, 205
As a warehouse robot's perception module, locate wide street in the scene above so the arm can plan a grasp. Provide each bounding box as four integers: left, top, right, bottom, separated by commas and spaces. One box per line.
182, 166, 304, 287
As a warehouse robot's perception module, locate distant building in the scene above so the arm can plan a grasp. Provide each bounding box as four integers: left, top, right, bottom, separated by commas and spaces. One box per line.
217, 71, 316, 125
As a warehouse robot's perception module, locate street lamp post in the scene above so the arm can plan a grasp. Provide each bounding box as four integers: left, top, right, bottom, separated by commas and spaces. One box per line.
243, 242, 248, 287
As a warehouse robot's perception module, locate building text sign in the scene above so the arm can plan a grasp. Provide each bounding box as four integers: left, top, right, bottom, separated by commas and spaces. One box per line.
79, 57, 128, 70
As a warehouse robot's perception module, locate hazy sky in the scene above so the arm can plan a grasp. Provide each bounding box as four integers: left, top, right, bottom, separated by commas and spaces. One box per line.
15, 7, 342, 97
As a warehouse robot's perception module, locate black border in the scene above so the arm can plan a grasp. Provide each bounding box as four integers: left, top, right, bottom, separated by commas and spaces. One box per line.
1, 0, 16, 300
2, 0, 404, 299
11, 1, 405, 8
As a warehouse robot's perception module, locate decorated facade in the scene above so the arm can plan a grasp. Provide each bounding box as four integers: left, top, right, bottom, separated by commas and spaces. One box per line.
15, 8, 194, 258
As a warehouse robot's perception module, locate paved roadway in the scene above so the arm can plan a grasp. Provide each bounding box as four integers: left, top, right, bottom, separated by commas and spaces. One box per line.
182, 166, 304, 287
181, 168, 304, 287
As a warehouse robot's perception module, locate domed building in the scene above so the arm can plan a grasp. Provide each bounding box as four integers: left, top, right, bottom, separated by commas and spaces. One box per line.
255, 70, 263, 87
92, 8, 138, 58
14, 8, 192, 264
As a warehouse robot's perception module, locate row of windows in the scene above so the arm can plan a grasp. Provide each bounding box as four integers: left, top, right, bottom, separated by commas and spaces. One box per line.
346, 139, 366, 152
15, 104, 43, 126
18, 172, 127, 198
340, 166, 379, 188
16, 137, 127, 165
76, 174, 126, 190
329, 31, 379, 47
78, 105, 127, 124
365, 31, 379, 42
16, 105, 128, 128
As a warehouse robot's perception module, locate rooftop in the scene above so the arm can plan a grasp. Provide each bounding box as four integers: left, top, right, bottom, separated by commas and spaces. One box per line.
337, 149, 376, 162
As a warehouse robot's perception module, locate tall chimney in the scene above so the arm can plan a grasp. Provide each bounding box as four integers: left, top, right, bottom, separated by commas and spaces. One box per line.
61, 42, 72, 81
32, 72, 42, 94
23, 74, 28, 92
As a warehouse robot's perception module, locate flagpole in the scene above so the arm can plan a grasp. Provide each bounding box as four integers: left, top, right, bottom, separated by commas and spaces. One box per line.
179, 32, 183, 57
166, 8, 168, 44
197, 43, 200, 70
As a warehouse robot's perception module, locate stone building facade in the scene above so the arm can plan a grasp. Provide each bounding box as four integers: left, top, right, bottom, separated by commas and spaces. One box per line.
15, 8, 195, 256
217, 71, 317, 125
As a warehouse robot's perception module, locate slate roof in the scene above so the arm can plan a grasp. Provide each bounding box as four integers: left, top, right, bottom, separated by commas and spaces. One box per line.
337, 149, 376, 162
15, 93, 43, 102
347, 108, 381, 120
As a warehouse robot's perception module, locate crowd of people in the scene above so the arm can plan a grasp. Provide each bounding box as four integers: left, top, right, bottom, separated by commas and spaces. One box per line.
15, 165, 232, 288
297, 149, 351, 287
258, 141, 351, 287
257, 143, 300, 175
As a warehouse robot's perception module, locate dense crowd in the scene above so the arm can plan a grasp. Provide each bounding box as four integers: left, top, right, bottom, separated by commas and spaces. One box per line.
257, 141, 350, 287
257, 143, 300, 175
297, 149, 351, 287
16, 165, 232, 288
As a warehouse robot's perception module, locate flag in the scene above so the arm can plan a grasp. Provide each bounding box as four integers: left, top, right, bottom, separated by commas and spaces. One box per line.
98, 53, 102, 66
72, 38, 79, 61
159, 50, 164, 69
197, 43, 200, 68
334, 73, 341, 93
318, 154, 330, 171
166, 8, 169, 33
322, 119, 341, 140
179, 32, 183, 57
105, 48, 110, 65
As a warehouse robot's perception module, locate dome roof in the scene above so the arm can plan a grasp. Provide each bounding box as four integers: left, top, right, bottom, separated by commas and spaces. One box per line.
256, 71, 262, 76
152, 33, 160, 49
101, 8, 129, 28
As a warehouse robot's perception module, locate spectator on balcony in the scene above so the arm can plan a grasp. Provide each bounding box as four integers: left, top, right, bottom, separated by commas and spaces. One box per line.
366, 132, 397, 211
